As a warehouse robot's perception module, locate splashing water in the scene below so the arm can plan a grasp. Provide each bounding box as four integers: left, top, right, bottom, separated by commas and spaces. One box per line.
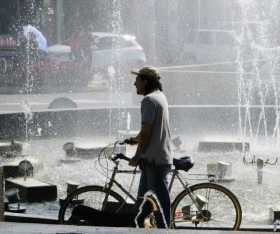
236, 0, 280, 149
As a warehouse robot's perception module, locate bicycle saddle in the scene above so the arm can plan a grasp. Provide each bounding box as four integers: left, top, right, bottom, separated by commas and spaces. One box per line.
173, 156, 194, 172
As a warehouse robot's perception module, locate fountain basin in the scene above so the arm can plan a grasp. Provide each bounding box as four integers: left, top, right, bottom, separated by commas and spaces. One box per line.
5, 178, 57, 202
2, 159, 39, 178
0, 141, 22, 157
63, 142, 126, 158
198, 141, 250, 152
207, 161, 234, 182
2, 165, 18, 178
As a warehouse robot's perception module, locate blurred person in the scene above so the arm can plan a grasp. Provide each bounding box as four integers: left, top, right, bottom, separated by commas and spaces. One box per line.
66, 25, 92, 62
125, 66, 172, 228
15, 27, 42, 87
22, 24, 48, 59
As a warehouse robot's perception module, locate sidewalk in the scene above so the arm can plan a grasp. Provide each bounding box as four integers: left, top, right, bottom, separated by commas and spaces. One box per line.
0, 222, 274, 234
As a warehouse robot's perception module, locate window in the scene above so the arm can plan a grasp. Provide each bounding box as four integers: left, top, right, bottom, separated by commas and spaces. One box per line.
94, 37, 113, 50
120, 38, 134, 48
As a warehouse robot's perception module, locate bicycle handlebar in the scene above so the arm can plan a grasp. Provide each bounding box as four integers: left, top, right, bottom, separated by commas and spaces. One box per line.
112, 153, 131, 162
107, 140, 131, 163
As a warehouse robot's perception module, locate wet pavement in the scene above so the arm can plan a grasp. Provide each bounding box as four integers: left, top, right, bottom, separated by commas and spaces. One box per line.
0, 222, 274, 234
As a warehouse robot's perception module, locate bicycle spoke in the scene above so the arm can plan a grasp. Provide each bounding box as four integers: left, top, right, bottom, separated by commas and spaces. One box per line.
59, 185, 125, 225
172, 183, 242, 230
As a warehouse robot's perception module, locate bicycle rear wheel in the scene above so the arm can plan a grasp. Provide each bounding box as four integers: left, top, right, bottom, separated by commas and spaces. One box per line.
58, 185, 126, 224
171, 183, 242, 230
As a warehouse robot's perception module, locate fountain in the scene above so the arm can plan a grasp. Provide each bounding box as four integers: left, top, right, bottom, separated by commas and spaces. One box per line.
3, 0, 280, 229
236, 0, 280, 146
118, 111, 138, 139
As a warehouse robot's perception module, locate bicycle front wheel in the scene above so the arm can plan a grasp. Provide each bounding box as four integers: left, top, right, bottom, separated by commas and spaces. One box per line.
58, 185, 126, 224
171, 183, 242, 230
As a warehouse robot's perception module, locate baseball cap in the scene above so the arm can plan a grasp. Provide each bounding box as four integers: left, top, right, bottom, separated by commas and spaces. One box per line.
131, 66, 160, 80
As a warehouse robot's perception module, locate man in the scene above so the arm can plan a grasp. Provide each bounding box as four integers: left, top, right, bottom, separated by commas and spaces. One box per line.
126, 66, 172, 228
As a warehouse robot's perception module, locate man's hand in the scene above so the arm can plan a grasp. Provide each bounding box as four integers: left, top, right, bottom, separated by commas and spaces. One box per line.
124, 137, 138, 145
129, 156, 139, 167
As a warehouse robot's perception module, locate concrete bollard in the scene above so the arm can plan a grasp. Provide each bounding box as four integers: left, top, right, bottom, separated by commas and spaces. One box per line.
257, 158, 264, 184
217, 161, 230, 179
0, 167, 4, 221
207, 161, 232, 181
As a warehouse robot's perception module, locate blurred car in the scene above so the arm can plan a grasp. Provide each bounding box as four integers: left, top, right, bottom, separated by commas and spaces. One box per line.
176, 27, 280, 107
178, 29, 238, 64
34, 32, 146, 89
178, 28, 280, 73
66, 32, 147, 73
28, 44, 91, 89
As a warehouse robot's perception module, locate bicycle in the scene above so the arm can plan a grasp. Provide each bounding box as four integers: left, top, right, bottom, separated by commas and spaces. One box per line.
58, 140, 242, 230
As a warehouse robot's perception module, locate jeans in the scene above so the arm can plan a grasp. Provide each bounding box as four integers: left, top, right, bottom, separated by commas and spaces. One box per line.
136, 161, 171, 228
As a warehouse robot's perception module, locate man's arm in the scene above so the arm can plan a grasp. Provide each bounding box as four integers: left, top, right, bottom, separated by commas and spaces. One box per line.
129, 122, 152, 166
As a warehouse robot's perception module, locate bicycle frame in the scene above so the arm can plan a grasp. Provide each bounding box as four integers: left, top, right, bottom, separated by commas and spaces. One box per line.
101, 141, 206, 212
59, 142, 241, 230
169, 169, 206, 210
102, 158, 200, 208
103, 160, 138, 203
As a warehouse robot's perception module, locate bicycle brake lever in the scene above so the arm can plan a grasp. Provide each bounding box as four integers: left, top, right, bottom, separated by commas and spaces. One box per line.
119, 139, 132, 145
115, 153, 130, 162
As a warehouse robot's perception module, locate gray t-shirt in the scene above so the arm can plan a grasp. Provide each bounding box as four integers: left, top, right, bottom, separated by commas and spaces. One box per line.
140, 90, 172, 165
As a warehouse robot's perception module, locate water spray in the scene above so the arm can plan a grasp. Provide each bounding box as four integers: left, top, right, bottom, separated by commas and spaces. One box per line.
243, 152, 278, 166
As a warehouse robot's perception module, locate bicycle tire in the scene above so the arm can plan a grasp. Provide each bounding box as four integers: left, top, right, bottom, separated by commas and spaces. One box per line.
58, 185, 126, 224
171, 182, 242, 230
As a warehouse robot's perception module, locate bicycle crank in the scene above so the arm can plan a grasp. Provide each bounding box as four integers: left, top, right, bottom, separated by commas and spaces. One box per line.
192, 210, 212, 224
